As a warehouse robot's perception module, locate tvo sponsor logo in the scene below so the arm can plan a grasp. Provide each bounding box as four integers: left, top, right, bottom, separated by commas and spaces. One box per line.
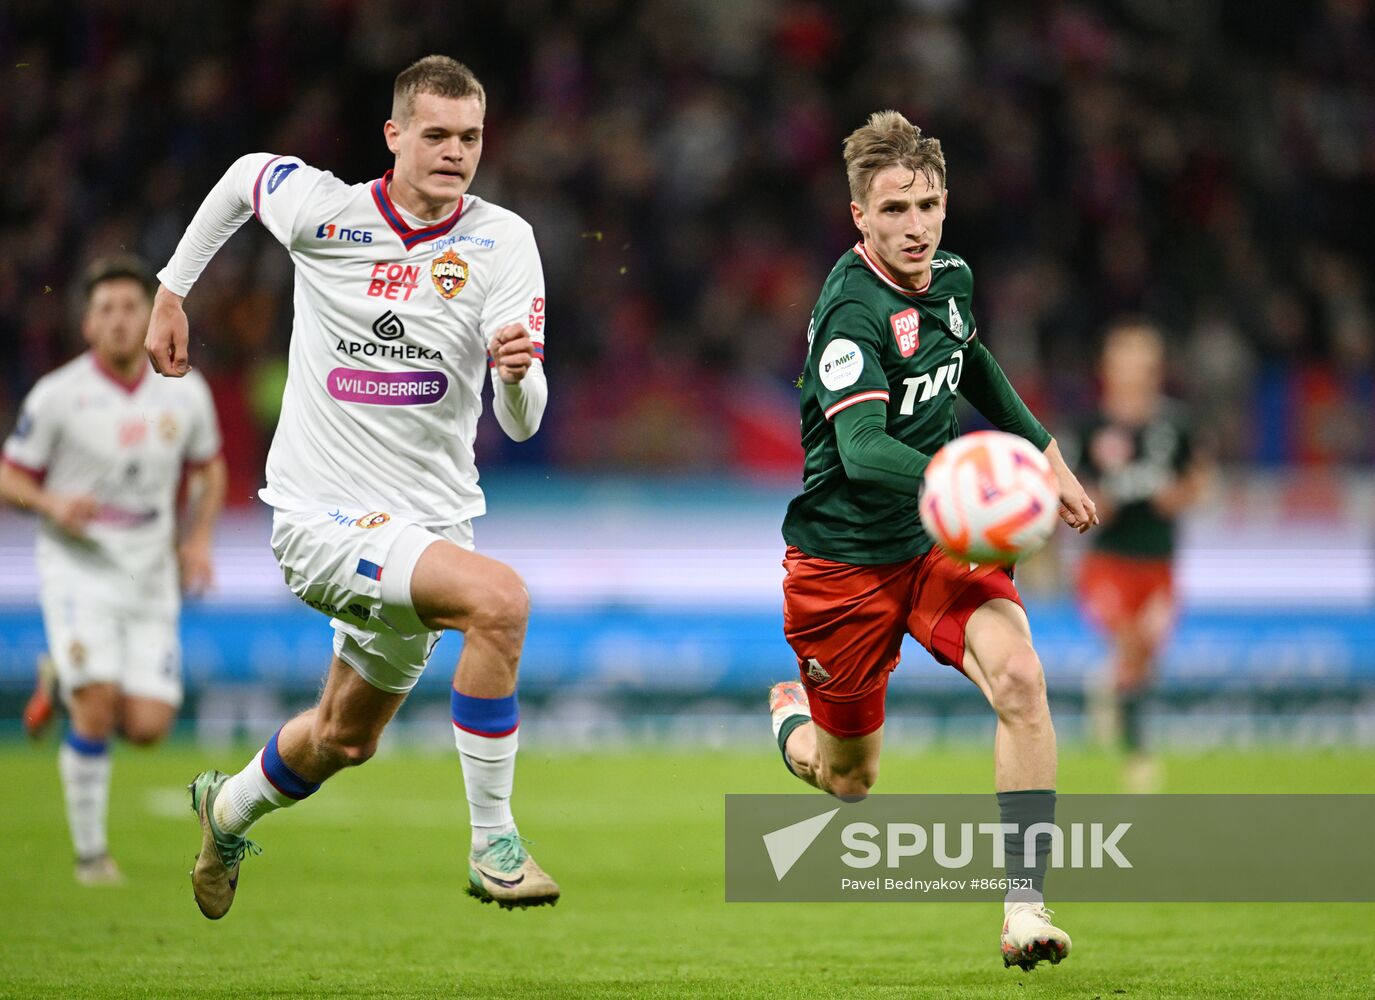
317, 223, 374, 243
898, 350, 963, 414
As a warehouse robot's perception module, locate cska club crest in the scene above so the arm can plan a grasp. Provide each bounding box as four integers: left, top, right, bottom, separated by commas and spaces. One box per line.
891, 308, 919, 357
431, 249, 469, 299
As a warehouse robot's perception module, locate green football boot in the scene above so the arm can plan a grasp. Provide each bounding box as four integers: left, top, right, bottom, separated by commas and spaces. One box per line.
466, 831, 560, 909
188, 770, 260, 919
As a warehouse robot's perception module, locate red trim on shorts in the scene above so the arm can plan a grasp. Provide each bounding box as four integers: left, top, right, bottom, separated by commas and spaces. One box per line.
926, 566, 1023, 671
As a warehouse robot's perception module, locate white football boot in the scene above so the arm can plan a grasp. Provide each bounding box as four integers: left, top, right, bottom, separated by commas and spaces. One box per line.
1001, 902, 1072, 970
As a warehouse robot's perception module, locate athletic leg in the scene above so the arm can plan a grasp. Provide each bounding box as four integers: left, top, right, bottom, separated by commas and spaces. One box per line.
119, 696, 177, 747
117, 610, 183, 748
774, 547, 906, 800
60, 682, 121, 883
1116, 585, 1173, 791
960, 599, 1055, 793
783, 712, 883, 801
959, 597, 1069, 970
189, 657, 406, 919
215, 655, 406, 834
409, 537, 558, 908
413, 542, 527, 848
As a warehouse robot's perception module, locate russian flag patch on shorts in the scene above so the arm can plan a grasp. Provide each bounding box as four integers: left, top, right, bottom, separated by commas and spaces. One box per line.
356, 558, 383, 581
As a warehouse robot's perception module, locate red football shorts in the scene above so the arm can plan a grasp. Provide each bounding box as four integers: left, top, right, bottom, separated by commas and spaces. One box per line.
781, 545, 1023, 739
1077, 551, 1175, 634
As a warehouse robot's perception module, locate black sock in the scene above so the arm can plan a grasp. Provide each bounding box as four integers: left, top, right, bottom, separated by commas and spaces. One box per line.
997, 789, 1056, 904
776, 713, 810, 777
1120, 692, 1144, 752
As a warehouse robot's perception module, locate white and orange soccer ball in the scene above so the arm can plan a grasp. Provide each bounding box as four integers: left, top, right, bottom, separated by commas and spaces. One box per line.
919, 431, 1060, 564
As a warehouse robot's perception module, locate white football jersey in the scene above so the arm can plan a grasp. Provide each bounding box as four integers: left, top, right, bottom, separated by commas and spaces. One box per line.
158, 154, 547, 527
2, 355, 221, 611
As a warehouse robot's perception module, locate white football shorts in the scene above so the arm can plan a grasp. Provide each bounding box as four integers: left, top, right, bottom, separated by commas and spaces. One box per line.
40, 589, 183, 707
269, 505, 472, 694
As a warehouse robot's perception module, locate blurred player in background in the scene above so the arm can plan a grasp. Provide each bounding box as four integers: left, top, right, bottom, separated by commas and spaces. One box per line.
768, 110, 1097, 971
0, 255, 225, 885
1072, 320, 1209, 792
147, 55, 557, 918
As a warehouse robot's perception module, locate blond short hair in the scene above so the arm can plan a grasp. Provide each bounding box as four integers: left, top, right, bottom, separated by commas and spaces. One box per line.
392, 55, 486, 126
843, 110, 946, 206
1103, 316, 1165, 353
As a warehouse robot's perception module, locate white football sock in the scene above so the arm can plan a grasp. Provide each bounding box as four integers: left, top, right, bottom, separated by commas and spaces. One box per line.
453, 727, 518, 851
59, 741, 111, 860
213, 749, 295, 837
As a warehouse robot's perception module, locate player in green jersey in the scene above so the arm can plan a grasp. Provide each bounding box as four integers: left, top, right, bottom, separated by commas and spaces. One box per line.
768, 110, 1097, 971
1072, 319, 1209, 792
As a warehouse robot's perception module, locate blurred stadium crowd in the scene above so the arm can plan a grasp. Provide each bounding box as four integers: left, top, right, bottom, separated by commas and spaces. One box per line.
2, 0, 1371, 503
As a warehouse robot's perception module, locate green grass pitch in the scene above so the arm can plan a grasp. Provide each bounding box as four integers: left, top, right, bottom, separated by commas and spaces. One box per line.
2, 742, 1373, 998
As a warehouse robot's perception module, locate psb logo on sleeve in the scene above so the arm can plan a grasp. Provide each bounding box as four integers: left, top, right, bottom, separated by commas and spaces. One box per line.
818, 339, 864, 391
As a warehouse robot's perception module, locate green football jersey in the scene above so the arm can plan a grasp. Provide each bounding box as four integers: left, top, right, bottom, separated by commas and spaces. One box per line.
1071, 401, 1195, 558
782, 243, 985, 565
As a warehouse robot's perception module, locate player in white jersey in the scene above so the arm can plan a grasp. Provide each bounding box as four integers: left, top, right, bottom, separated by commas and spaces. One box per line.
0, 256, 226, 885
146, 55, 559, 918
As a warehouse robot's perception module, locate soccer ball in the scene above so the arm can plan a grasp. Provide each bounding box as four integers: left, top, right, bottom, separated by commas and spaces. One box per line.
918, 431, 1060, 564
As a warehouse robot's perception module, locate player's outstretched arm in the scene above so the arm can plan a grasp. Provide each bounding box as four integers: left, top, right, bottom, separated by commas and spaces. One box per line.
146, 287, 191, 377
178, 454, 226, 595
1043, 438, 1098, 533
0, 463, 98, 536
152, 153, 308, 376
958, 340, 1097, 532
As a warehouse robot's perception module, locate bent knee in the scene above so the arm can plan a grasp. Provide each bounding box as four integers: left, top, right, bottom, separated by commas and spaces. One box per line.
989, 647, 1046, 715
471, 569, 530, 633
819, 761, 879, 801
122, 728, 167, 748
